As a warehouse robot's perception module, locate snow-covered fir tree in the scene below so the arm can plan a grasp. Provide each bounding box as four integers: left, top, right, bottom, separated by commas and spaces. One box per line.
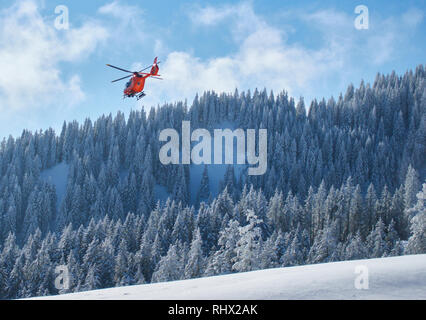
0, 66, 424, 299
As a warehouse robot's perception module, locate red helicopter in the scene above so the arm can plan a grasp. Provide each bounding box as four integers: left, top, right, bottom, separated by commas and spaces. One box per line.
107, 57, 162, 100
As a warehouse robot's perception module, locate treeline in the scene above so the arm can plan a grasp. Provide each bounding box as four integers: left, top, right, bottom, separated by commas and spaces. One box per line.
0, 179, 424, 299
0, 65, 424, 298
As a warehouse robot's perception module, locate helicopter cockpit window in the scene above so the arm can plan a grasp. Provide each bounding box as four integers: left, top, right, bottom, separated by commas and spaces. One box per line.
125, 80, 131, 88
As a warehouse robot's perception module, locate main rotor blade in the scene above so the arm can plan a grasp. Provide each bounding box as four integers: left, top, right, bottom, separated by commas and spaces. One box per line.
111, 74, 132, 83
106, 64, 134, 73
139, 65, 152, 72
135, 73, 162, 79
139, 61, 161, 72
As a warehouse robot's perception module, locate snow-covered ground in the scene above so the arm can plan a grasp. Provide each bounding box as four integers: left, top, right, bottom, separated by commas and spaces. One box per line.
33, 254, 426, 300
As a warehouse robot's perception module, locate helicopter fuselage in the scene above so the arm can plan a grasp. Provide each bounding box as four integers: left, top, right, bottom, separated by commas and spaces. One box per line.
124, 74, 147, 97
107, 57, 161, 100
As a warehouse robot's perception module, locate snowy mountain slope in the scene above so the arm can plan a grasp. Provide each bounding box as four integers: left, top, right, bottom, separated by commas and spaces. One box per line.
189, 163, 245, 202
40, 162, 69, 207
33, 254, 426, 300
187, 121, 246, 204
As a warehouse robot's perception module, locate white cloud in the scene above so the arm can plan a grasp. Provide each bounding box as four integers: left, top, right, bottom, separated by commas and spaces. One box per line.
402, 8, 424, 28
189, 2, 270, 42
141, 3, 424, 111
140, 3, 343, 109
304, 9, 350, 28
153, 39, 168, 58
303, 7, 424, 66
98, 1, 143, 22
98, 1, 145, 45
0, 0, 108, 111
189, 5, 234, 26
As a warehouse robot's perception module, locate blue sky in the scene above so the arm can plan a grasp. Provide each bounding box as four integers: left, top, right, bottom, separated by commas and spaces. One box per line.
0, 0, 424, 138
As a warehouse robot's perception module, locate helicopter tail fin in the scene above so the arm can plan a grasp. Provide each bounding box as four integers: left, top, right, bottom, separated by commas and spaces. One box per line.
150, 57, 159, 75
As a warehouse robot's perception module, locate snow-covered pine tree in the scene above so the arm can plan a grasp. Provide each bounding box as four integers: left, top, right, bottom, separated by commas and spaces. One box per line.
232, 209, 263, 273
406, 183, 426, 254
151, 244, 182, 283
184, 228, 205, 279
197, 165, 211, 203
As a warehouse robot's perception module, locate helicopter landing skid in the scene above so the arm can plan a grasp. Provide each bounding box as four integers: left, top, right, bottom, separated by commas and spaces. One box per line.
137, 92, 146, 100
